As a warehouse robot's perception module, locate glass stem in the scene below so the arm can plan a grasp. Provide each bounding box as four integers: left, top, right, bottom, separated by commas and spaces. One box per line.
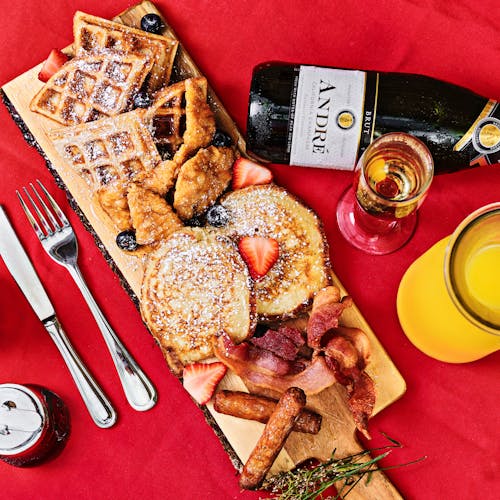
353, 198, 399, 235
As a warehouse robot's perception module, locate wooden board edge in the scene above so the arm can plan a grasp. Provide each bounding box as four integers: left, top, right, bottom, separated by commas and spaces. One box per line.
0, 88, 139, 308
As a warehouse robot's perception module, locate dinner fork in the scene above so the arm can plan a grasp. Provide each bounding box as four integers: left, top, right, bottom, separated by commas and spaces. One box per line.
17, 180, 157, 411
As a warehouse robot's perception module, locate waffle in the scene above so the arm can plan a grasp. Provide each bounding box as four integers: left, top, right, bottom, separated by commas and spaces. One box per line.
147, 77, 216, 164
30, 53, 153, 126
141, 228, 256, 371
219, 184, 332, 321
173, 146, 235, 221
48, 109, 164, 229
73, 11, 178, 91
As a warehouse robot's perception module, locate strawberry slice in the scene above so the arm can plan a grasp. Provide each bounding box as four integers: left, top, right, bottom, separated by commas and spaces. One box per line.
232, 157, 273, 190
38, 48, 68, 83
238, 236, 279, 280
182, 362, 227, 405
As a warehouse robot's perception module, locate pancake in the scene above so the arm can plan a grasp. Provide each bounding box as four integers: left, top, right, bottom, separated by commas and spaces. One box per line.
219, 184, 332, 321
140, 228, 256, 373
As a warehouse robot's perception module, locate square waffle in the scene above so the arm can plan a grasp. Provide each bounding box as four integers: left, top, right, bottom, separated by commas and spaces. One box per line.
73, 11, 178, 91
48, 109, 164, 229
30, 52, 153, 126
147, 76, 216, 164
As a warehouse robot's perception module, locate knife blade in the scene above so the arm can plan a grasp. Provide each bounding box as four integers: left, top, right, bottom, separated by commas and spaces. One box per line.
0, 206, 55, 321
0, 205, 116, 428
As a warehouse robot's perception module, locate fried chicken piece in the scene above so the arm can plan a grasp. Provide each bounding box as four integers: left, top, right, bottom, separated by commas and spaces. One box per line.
173, 146, 234, 221
137, 160, 179, 196
173, 77, 216, 165
95, 182, 131, 231
127, 183, 183, 245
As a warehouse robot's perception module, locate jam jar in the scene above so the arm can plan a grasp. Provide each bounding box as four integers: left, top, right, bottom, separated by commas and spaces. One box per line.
0, 384, 70, 467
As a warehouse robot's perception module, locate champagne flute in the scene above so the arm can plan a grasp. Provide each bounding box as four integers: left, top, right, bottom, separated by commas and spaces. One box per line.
336, 132, 434, 255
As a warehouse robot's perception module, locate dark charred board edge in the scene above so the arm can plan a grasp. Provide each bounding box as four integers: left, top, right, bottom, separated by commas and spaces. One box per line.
0, 87, 244, 473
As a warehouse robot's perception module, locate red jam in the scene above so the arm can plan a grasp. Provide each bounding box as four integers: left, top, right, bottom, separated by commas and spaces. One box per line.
0, 384, 70, 467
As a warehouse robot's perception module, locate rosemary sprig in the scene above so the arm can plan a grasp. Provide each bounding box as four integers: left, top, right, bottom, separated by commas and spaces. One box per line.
261, 433, 426, 500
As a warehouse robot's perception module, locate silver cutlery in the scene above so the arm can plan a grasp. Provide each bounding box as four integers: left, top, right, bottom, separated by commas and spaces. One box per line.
0, 206, 116, 428
17, 181, 157, 412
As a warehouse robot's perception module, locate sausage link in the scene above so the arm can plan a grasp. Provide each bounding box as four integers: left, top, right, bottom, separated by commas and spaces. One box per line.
239, 387, 306, 490
214, 390, 321, 434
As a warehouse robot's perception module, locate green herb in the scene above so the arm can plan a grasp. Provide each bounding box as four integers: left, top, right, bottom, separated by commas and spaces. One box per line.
261, 433, 426, 500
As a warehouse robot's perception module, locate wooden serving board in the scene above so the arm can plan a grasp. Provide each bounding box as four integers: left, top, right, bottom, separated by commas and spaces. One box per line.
1, 2, 406, 498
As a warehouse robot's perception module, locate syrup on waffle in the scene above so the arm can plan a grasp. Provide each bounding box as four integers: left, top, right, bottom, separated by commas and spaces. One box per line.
73, 11, 178, 91
30, 53, 154, 126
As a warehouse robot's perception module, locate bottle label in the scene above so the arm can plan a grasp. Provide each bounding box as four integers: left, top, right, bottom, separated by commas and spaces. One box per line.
454, 100, 500, 166
289, 66, 373, 170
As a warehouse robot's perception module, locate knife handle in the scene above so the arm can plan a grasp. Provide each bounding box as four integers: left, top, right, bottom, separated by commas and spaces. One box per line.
44, 316, 117, 428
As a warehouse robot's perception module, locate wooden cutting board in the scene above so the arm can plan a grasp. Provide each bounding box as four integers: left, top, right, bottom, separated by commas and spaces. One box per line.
1, 2, 406, 497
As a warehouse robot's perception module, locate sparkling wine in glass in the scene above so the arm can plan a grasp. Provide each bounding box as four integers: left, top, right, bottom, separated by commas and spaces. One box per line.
336, 132, 434, 254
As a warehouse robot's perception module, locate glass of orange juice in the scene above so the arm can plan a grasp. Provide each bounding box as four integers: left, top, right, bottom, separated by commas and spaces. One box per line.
397, 203, 500, 362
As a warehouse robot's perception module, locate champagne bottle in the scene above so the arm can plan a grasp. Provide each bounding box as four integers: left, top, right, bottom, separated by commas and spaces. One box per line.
246, 62, 500, 173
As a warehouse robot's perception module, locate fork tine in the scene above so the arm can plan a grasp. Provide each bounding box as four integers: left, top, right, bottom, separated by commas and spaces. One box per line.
16, 189, 46, 240
22, 185, 54, 236
36, 180, 70, 228
30, 181, 62, 232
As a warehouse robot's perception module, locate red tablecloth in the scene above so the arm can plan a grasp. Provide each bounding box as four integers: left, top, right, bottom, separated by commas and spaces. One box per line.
1, 1, 499, 498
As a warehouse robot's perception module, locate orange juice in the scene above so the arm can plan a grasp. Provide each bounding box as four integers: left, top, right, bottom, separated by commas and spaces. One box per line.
397, 203, 500, 363
465, 244, 500, 315
397, 238, 500, 363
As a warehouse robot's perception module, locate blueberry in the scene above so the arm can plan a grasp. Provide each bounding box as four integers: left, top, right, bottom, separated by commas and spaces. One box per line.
211, 130, 233, 147
116, 230, 138, 251
140, 13, 164, 34
133, 91, 152, 109
206, 204, 229, 227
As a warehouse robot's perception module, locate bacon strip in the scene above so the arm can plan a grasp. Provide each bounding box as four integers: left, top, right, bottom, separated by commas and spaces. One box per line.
335, 326, 371, 369
324, 334, 359, 372
307, 287, 353, 348
343, 371, 375, 440
214, 285, 376, 439
250, 327, 302, 361
214, 334, 337, 395
307, 287, 375, 438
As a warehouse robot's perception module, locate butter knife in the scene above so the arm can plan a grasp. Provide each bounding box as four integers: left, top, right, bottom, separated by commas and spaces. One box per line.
0, 206, 116, 428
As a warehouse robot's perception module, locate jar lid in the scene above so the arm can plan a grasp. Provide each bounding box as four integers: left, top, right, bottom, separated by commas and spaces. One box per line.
0, 384, 44, 455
